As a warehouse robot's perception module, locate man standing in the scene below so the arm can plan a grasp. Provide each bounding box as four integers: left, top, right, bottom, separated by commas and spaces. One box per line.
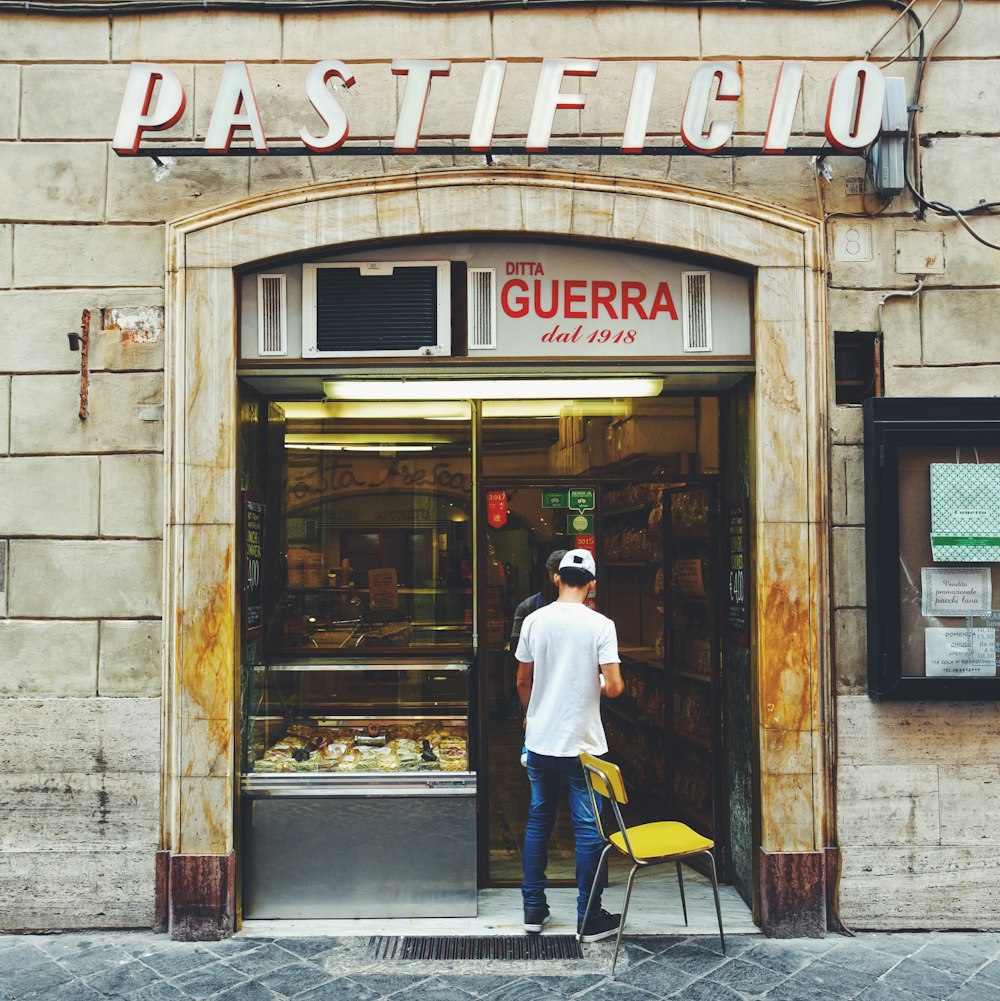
509, 549, 567, 654
515, 549, 625, 942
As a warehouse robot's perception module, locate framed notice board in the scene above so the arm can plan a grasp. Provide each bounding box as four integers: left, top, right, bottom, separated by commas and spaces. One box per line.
864, 398, 1000, 699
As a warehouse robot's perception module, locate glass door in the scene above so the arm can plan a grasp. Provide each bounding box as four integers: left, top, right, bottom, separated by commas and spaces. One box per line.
479, 478, 594, 884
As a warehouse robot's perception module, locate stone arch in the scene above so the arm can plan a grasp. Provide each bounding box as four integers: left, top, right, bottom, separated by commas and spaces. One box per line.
161, 168, 829, 934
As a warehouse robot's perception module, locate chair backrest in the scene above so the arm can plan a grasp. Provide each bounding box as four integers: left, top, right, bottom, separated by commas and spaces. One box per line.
580, 752, 638, 861
580, 752, 628, 805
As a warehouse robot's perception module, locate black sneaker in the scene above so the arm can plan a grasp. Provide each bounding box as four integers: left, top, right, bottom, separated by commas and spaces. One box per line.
524, 904, 551, 934
576, 908, 622, 943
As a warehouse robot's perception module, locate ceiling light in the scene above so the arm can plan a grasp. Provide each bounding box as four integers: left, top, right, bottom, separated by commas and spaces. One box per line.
342, 444, 433, 453
322, 377, 663, 401
286, 433, 451, 446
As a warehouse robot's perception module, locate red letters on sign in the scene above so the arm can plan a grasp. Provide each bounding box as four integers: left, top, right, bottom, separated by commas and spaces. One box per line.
499, 278, 679, 321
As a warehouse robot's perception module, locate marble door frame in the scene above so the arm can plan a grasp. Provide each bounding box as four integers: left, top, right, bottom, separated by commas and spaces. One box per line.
158, 169, 830, 939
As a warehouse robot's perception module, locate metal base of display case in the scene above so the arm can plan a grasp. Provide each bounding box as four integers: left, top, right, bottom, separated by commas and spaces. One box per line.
242, 774, 477, 919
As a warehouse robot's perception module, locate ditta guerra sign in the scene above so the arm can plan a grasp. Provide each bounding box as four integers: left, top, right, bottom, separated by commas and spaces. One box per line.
114, 58, 892, 157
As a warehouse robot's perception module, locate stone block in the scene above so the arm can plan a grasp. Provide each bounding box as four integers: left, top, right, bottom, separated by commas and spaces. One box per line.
0, 14, 110, 61
838, 695, 1000, 766
107, 153, 249, 225
885, 363, 1000, 398
834, 607, 867, 693
837, 764, 940, 847
193, 62, 397, 145
921, 60, 1000, 134
701, 9, 909, 58
734, 145, 824, 215
830, 444, 865, 526
0, 377, 8, 454
14, 225, 164, 288
0, 455, 99, 536
942, 3, 1000, 57
931, 217, 1000, 288
493, 9, 699, 58
0, 850, 155, 930
831, 526, 866, 607
308, 149, 385, 185
21, 65, 194, 142
0, 223, 11, 287
828, 219, 903, 290
0, 771, 158, 852
922, 137, 1000, 214
828, 286, 921, 369
838, 846, 1000, 929
10, 373, 163, 455
99, 619, 162, 697
0, 143, 106, 222
282, 11, 492, 61
8, 539, 161, 618
0, 697, 160, 773
0, 290, 164, 374
100, 454, 163, 539
112, 12, 280, 61
922, 290, 1000, 366
247, 156, 316, 198
938, 766, 1000, 847
830, 405, 863, 446
0, 67, 18, 139
0, 620, 98, 697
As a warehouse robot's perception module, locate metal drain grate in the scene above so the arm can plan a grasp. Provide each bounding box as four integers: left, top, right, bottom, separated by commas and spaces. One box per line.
368, 935, 583, 961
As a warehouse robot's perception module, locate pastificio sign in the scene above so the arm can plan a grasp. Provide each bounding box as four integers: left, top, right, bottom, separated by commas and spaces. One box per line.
113, 58, 891, 157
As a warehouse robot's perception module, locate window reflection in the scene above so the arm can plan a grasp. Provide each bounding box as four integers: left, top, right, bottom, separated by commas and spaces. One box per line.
275, 404, 473, 652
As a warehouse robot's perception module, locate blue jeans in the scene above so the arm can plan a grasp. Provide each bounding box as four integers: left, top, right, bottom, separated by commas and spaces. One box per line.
522, 751, 605, 919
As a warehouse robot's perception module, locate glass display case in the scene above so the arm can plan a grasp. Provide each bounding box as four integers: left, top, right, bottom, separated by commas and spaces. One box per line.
241, 659, 476, 919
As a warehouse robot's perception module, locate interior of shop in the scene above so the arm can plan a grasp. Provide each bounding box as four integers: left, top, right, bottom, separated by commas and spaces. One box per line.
239, 375, 755, 910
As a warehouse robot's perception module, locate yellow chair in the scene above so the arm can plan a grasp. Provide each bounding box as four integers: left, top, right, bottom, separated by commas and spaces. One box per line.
579, 752, 725, 972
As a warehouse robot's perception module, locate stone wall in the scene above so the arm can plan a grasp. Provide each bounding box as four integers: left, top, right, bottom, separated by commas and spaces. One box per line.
1, 3, 998, 929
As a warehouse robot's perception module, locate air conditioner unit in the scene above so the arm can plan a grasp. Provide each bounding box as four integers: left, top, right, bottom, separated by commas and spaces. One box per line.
302, 261, 452, 358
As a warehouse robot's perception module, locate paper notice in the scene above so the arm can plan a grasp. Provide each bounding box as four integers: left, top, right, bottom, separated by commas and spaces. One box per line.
920, 567, 992, 617
925, 626, 997, 677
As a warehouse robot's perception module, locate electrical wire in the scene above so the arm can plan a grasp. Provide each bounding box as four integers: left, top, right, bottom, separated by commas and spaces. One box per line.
878, 0, 945, 70
901, 1, 1000, 250
0, 0, 932, 14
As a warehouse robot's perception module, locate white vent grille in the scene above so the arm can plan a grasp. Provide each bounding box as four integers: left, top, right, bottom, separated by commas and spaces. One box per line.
468, 268, 497, 350
257, 274, 288, 356
681, 271, 712, 353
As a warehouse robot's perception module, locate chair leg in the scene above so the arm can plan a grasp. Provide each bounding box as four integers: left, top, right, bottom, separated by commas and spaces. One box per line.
611, 863, 640, 976
705, 851, 726, 956
579, 842, 615, 942
675, 860, 688, 925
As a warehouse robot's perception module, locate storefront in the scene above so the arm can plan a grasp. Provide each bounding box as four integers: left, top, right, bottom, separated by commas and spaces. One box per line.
3, 1, 999, 941
235, 239, 755, 918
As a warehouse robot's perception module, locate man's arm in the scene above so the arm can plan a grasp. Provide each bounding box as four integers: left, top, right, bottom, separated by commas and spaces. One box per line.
516, 661, 535, 714
600, 662, 624, 698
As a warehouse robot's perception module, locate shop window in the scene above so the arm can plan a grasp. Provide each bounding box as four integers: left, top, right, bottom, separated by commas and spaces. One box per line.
863, 398, 1000, 699
835, 331, 882, 405
276, 402, 473, 653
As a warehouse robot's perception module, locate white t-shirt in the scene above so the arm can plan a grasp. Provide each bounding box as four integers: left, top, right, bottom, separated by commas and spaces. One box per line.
515, 600, 620, 757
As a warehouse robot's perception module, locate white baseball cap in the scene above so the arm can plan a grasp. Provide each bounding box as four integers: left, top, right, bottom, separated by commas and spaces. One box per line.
558, 548, 597, 578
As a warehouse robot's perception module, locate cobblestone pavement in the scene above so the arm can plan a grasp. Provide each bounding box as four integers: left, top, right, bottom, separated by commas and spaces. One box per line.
2, 930, 1000, 1001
